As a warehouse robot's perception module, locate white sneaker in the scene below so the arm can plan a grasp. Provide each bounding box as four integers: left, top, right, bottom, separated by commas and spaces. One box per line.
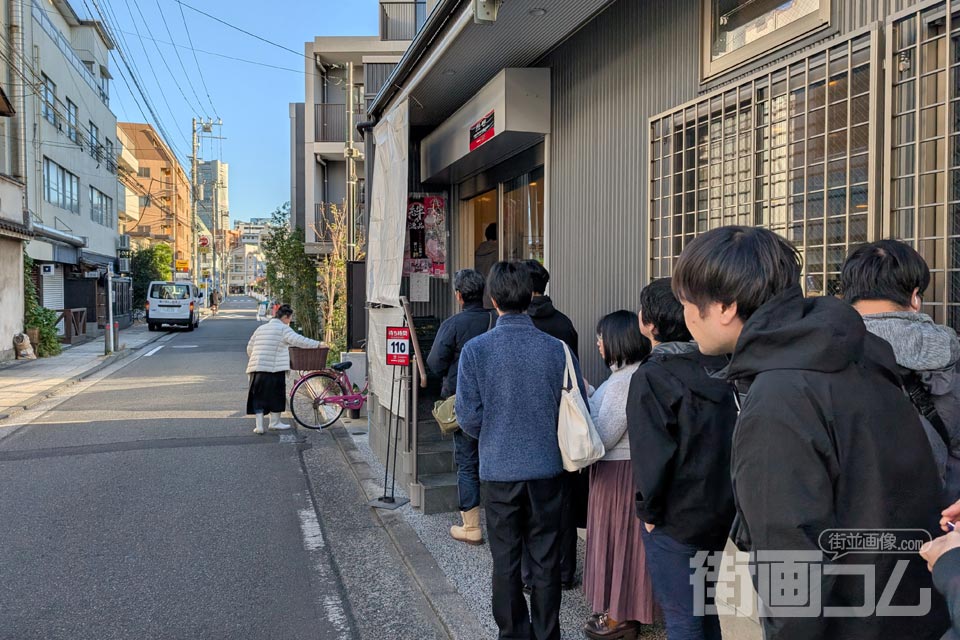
268, 412, 292, 430
253, 413, 265, 435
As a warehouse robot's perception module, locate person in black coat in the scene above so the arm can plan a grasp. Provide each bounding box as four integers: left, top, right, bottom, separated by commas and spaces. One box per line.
673, 226, 949, 640
520, 259, 583, 591
524, 260, 578, 357
627, 278, 738, 640
427, 269, 492, 545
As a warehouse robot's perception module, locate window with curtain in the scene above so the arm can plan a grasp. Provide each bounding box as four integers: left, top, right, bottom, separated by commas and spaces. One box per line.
503, 166, 545, 263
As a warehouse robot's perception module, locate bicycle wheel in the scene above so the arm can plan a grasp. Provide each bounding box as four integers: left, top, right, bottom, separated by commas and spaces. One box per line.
290, 372, 347, 429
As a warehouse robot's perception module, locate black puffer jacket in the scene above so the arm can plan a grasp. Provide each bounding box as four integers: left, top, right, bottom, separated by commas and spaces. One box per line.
426, 302, 493, 398
726, 285, 949, 640
528, 296, 578, 359
626, 342, 738, 550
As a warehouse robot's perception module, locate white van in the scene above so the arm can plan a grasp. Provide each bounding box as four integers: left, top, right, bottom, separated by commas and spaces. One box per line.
145, 281, 200, 331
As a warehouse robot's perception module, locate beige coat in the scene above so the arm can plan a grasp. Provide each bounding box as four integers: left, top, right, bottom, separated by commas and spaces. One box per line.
246, 318, 321, 373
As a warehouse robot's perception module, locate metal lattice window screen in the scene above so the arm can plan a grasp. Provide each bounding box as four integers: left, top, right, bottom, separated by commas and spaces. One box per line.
889, 2, 960, 328
650, 31, 874, 297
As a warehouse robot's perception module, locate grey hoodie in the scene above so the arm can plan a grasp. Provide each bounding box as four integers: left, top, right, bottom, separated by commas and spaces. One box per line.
863, 312, 960, 492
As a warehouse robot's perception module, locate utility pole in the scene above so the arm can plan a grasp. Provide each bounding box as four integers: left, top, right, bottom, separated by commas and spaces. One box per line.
191, 117, 199, 285
345, 62, 357, 261
212, 178, 219, 295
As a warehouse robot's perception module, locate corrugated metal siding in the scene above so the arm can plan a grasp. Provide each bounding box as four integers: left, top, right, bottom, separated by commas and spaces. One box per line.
544, 0, 700, 381
543, 0, 928, 383
365, 63, 397, 102
836, 0, 925, 31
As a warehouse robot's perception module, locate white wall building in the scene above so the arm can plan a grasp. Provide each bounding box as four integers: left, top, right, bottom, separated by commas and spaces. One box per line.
0, 2, 27, 361
227, 243, 264, 295
22, 0, 120, 334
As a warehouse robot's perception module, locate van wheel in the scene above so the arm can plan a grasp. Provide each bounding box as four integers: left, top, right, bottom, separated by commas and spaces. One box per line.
148, 323, 156, 332
186, 316, 195, 332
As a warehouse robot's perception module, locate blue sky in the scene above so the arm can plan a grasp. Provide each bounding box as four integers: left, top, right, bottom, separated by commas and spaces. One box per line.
93, 0, 381, 223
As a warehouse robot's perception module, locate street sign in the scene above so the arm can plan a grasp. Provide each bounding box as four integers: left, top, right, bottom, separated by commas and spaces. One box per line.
199, 236, 210, 248
386, 326, 410, 366
175, 259, 189, 272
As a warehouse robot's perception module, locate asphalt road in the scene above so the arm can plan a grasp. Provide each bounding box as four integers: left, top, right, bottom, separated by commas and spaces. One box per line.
0, 298, 449, 640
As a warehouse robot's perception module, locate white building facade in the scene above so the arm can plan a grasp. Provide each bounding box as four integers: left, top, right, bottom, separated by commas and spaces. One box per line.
23, 0, 120, 335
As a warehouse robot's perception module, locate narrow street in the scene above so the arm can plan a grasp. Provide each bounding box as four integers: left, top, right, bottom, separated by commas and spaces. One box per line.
0, 298, 449, 640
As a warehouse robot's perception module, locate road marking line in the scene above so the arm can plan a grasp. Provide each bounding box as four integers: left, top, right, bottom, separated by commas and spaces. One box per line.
298, 508, 325, 551
172, 345, 198, 349
144, 345, 164, 357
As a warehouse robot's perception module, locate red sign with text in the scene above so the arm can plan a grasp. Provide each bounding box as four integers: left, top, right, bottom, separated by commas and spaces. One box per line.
469, 110, 495, 151
386, 326, 411, 366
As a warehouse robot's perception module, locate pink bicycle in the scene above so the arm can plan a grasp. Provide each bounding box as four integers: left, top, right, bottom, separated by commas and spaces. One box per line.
289, 355, 367, 429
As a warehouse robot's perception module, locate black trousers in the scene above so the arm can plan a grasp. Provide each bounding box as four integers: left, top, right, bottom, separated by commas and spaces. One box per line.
521, 470, 584, 586
482, 475, 564, 640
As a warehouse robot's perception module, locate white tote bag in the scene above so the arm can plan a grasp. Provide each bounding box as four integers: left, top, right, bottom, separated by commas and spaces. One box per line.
557, 342, 605, 471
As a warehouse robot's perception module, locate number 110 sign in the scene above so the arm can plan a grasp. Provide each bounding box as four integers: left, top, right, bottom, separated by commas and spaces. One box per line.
386, 326, 411, 366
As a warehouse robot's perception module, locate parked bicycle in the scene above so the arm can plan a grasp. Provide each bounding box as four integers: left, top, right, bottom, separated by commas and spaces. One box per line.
289, 346, 367, 429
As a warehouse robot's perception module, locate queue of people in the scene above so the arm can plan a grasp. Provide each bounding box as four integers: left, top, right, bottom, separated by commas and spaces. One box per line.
423, 227, 960, 640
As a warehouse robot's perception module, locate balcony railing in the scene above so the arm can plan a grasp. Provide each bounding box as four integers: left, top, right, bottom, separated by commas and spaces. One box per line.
315, 104, 365, 143
380, 2, 427, 41
32, 1, 109, 106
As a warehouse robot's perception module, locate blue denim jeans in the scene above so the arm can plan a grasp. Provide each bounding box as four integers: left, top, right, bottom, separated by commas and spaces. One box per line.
641, 527, 722, 640
454, 429, 480, 511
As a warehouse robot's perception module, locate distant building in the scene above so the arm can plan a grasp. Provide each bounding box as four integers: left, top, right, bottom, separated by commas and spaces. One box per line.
197, 159, 228, 235
119, 123, 192, 279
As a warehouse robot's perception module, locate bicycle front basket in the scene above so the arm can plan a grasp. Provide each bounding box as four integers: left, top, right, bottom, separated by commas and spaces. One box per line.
289, 346, 329, 371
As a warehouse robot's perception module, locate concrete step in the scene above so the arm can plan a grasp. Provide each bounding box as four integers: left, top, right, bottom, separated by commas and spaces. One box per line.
417, 439, 456, 474
419, 472, 460, 515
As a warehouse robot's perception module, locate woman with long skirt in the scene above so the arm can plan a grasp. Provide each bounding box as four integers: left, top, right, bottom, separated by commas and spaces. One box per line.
583, 310, 656, 639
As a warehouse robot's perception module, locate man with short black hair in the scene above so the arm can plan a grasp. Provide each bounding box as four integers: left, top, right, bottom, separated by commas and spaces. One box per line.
843, 239, 960, 495
523, 260, 579, 356
519, 259, 583, 591
457, 261, 588, 640
627, 278, 738, 640
673, 225, 949, 639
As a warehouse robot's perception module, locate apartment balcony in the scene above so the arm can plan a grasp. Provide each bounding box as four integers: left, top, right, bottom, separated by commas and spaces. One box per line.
315, 104, 365, 143
380, 2, 427, 41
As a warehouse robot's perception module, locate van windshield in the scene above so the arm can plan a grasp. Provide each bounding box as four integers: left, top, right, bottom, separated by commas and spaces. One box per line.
150, 284, 191, 300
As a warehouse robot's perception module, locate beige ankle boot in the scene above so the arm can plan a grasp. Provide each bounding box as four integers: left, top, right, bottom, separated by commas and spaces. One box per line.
450, 507, 483, 545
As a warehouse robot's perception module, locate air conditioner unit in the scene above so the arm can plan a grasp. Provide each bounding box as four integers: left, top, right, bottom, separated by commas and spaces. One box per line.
40, 264, 55, 276
117, 234, 131, 250
118, 258, 130, 273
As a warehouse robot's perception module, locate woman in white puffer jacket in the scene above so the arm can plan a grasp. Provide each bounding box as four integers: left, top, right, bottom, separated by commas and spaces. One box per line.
246, 304, 324, 434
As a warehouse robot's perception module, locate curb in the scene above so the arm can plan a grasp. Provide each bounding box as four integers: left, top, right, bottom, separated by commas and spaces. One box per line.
327, 424, 487, 640
0, 331, 168, 424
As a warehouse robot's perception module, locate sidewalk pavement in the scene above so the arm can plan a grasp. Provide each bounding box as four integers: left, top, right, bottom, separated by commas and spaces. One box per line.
330, 418, 671, 640
0, 323, 166, 422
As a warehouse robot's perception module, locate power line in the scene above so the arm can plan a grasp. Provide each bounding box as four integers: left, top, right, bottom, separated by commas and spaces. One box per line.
113, 28, 307, 74
174, 0, 311, 60
177, 0, 218, 117
81, 0, 179, 154
153, 0, 209, 119
128, 0, 204, 116
103, 0, 192, 151
103, 0, 189, 151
